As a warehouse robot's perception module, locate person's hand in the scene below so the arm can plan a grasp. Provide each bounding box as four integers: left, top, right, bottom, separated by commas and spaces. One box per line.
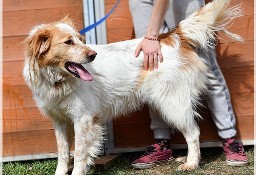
135, 37, 163, 71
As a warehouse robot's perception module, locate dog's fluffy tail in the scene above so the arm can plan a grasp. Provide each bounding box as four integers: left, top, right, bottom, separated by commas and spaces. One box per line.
179, 0, 243, 48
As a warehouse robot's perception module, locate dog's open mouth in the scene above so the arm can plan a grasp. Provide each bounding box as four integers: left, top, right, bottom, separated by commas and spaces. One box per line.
65, 62, 93, 81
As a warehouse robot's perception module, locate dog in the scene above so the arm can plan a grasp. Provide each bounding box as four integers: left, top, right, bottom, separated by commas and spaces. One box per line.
23, 0, 242, 174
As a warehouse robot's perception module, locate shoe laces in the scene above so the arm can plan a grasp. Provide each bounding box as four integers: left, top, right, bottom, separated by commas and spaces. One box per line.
228, 141, 246, 155
142, 145, 157, 157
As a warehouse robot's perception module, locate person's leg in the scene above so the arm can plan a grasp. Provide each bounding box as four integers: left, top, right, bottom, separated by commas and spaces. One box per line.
172, 0, 248, 166
201, 48, 237, 138
129, 0, 171, 142
129, 0, 206, 169
165, 0, 204, 29
199, 48, 248, 166
149, 107, 171, 141
129, 0, 172, 169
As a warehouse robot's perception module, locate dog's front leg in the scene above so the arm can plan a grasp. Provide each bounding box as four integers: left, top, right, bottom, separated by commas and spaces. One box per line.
72, 115, 103, 175
53, 120, 74, 175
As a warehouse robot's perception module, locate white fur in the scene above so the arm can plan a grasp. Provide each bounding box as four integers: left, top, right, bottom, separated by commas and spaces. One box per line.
23, 0, 242, 174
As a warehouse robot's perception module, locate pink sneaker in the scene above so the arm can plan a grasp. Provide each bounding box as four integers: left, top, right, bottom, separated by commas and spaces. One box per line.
131, 143, 172, 169
223, 138, 249, 166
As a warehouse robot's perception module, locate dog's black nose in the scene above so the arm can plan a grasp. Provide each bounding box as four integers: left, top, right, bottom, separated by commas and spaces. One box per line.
88, 50, 97, 61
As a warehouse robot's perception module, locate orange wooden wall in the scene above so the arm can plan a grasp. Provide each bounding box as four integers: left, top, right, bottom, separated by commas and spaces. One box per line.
3, 0, 84, 158
3, 0, 254, 159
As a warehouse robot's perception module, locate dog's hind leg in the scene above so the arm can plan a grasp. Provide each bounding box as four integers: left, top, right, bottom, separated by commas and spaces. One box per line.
72, 114, 104, 175
53, 120, 74, 175
162, 108, 200, 170
152, 90, 201, 170
177, 120, 200, 170
162, 110, 200, 170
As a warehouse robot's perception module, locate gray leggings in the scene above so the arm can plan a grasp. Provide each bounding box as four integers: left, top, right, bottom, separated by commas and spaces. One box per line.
129, 0, 237, 139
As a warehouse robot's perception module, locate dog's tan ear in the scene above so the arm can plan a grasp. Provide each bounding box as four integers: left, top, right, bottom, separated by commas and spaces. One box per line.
60, 16, 75, 27
25, 29, 52, 59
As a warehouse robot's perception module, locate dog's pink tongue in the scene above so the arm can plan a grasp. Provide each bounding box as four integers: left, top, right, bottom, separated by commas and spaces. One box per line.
74, 64, 93, 81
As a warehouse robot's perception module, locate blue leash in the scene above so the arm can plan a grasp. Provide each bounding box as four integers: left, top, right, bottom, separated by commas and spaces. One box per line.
79, 0, 121, 34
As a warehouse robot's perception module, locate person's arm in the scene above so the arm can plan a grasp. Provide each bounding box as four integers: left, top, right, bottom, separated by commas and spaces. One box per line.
135, 0, 169, 71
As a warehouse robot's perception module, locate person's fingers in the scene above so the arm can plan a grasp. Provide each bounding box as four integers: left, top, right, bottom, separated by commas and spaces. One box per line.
154, 53, 158, 69
135, 43, 142, 57
148, 54, 154, 71
143, 54, 149, 70
158, 51, 163, 63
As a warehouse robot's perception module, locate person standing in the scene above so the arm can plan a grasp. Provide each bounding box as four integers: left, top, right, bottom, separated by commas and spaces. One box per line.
129, 0, 248, 169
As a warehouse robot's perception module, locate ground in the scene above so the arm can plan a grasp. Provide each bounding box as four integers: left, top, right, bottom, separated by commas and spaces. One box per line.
3, 146, 254, 175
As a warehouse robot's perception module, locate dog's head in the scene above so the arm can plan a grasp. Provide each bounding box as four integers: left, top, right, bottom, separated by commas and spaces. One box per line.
25, 17, 97, 82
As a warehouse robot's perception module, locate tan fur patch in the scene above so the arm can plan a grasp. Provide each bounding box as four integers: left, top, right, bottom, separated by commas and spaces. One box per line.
24, 21, 95, 87
174, 27, 198, 71
135, 70, 149, 88
159, 26, 195, 50
159, 26, 198, 71
92, 114, 101, 125
26, 23, 92, 68
25, 29, 52, 59
158, 32, 175, 46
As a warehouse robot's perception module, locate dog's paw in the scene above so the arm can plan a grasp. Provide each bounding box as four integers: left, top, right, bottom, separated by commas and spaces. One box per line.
175, 156, 187, 163
177, 162, 198, 171
55, 163, 68, 175
55, 169, 68, 175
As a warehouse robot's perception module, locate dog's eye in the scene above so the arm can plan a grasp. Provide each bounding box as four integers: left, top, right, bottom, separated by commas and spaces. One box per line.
79, 35, 86, 44
64, 39, 74, 45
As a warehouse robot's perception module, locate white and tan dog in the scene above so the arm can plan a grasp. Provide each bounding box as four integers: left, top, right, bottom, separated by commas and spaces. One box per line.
23, 0, 242, 174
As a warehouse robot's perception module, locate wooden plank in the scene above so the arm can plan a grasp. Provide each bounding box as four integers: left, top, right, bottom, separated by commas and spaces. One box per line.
3, 76, 24, 87
217, 51, 254, 68
3, 0, 82, 12
217, 41, 253, 59
217, 24, 253, 44
3, 36, 26, 62
113, 123, 154, 147
199, 115, 254, 142
93, 155, 120, 171
249, 15, 254, 27
113, 112, 254, 147
3, 85, 35, 109
235, 115, 254, 140
105, 0, 134, 43
239, 0, 254, 16
222, 67, 253, 93
68, 154, 120, 173
170, 115, 220, 144
230, 92, 254, 117
217, 27, 248, 44
3, 6, 84, 37
246, 26, 254, 41
216, 41, 254, 68
226, 73, 253, 93
228, 15, 250, 30
3, 107, 51, 134
113, 106, 151, 125
3, 60, 24, 77
3, 130, 57, 157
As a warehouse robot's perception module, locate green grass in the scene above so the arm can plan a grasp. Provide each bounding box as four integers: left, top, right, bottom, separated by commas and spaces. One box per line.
3, 146, 254, 175
3, 159, 57, 175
